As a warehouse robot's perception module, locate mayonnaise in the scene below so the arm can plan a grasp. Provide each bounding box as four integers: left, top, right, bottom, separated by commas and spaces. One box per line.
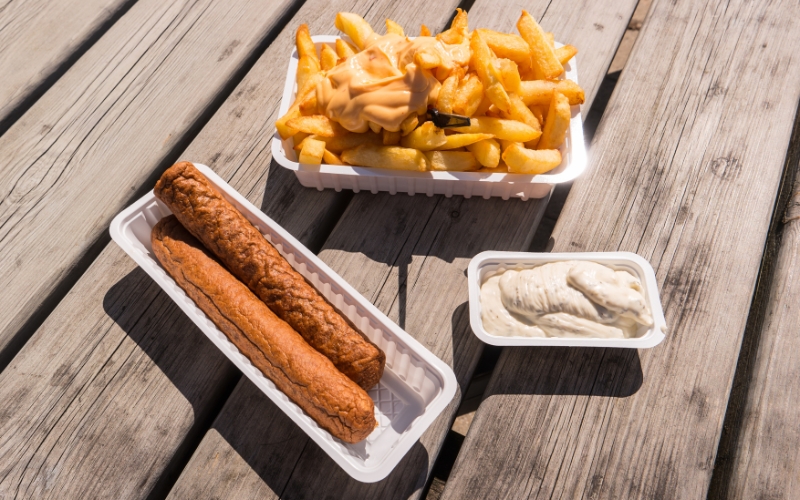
479, 261, 653, 339
316, 34, 468, 133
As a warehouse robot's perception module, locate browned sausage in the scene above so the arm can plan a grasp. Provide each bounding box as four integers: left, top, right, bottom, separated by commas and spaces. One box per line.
153, 162, 385, 390
152, 216, 376, 443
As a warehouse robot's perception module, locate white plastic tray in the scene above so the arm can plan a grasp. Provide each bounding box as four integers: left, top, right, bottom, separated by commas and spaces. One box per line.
109, 164, 457, 482
467, 251, 667, 348
271, 35, 586, 200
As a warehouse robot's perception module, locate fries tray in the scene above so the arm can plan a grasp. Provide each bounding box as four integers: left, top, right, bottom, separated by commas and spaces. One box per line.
110, 164, 458, 482
272, 36, 587, 200
468, 251, 668, 348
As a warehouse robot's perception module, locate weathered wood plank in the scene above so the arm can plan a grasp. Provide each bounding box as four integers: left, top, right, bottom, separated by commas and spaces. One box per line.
441, 1, 800, 499
0, 0, 135, 130
167, 1, 638, 498
0, 0, 460, 497
713, 132, 800, 499
0, 0, 296, 366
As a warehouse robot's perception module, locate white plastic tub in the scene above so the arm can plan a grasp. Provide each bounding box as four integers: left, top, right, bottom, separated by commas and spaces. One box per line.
110, 164, 457, 482
271, 35, 587, 200
467, 251, 667, 348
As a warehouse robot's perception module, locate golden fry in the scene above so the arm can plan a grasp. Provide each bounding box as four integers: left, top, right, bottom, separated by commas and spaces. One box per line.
415, 48, 441, 69
335, 38, 356, 59
453, 74, 485, 116
503, 143, 561, 174
545, 32, 555, 48
296, 55, 321, 90
341, 144, 428, 171
437, 73, 460, 113
437, 8, 468, 44
276, 73, 324, 139
313, 132, 382, 153
474, 94, 492, 116
460, 117, 540, 142
466, 138, 501, 168
400, 121, 447, 150
517, 10, 563, 79
295, 25, 318, 62
320, 44, 338, 71
426, 151, 479, 171
286, 115, 345, 138
368, 121, 382, 134
297, 91, 318, 115
335, 12, 376, 50
439, 132, 494, 150
420, 24, 431, 36
555, 45, 578, 66
322, 149, 344, 165
399, 113, 419, 136
503, 94, 541, 134
382, 129, 401, 145
537, 91, 570, 150
299, 137, 326, 164
517, 79, 585, 106
497, 58, 521, 92
475, 29, 531, 65
385, 18, 404, 36
470, 31, 511, 113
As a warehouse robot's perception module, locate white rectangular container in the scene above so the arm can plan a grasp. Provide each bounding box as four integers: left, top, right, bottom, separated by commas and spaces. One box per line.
109, 164, 457, 482
467, 251, 667, 348
271, 36, 587, 200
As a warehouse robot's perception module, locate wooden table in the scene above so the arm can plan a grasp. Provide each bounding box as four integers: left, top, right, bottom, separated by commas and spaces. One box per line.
0, 0, 798, 498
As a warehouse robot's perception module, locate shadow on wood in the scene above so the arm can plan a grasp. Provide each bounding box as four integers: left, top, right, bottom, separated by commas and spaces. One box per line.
482, 346, 643, 398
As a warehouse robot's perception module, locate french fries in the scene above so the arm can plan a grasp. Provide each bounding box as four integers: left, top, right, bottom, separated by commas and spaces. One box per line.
426, 151, 480, 171
502, 143, 562, 174
538, 91, 570, 150
277, 10, 584, 174
299, 137, 326, 164
342, 144, 428, 171
400, 122, 448, 150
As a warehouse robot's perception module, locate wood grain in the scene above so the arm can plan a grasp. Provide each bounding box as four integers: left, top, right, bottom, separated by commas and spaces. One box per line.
441, 0, 800, 499
0, 0, 297, 364
0, 0, 459, 498
0, 0, 135, 128
167, 1, 638, 498
716, 138, 800, 499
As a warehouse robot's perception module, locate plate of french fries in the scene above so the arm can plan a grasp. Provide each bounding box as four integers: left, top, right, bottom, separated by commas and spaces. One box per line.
271, 9, 587, 200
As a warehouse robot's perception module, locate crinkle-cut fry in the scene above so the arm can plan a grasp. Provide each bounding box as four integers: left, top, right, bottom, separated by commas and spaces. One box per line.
299, 137, 326, 164
420, 24, 431, 36
460, 117, 540, 142
538, 91, 570, 150
385, 18, 404, 36
322, 149, 344, 165
320, 44, 338, 71
295, 25, 318, 62
475, 29, 531, 66
503, 143, 561, 174
453, 74, 484, 116
517, 10, 563, 80
400, 121, 447, 151
400, 113, 419, 136
467, 138, 501, 168
439, 133, 494, 150
497, 58, 521, 92
470, 31, 511, 113
286, 115, 347, 138
517, 79, 584, 106
437, 8, 468, 44
555, 45, 578, 66
382, 129, 401, 145
335, 38, 356, 59
312, 132, 382, 153
437, 73, 460, 113
341, 144, 428, 171
335, 12, 377, 50
426, 150, 479, 171
276, 73, 324, 139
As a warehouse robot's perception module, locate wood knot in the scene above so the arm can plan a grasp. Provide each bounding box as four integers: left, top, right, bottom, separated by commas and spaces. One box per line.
710, 157, 740, 180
